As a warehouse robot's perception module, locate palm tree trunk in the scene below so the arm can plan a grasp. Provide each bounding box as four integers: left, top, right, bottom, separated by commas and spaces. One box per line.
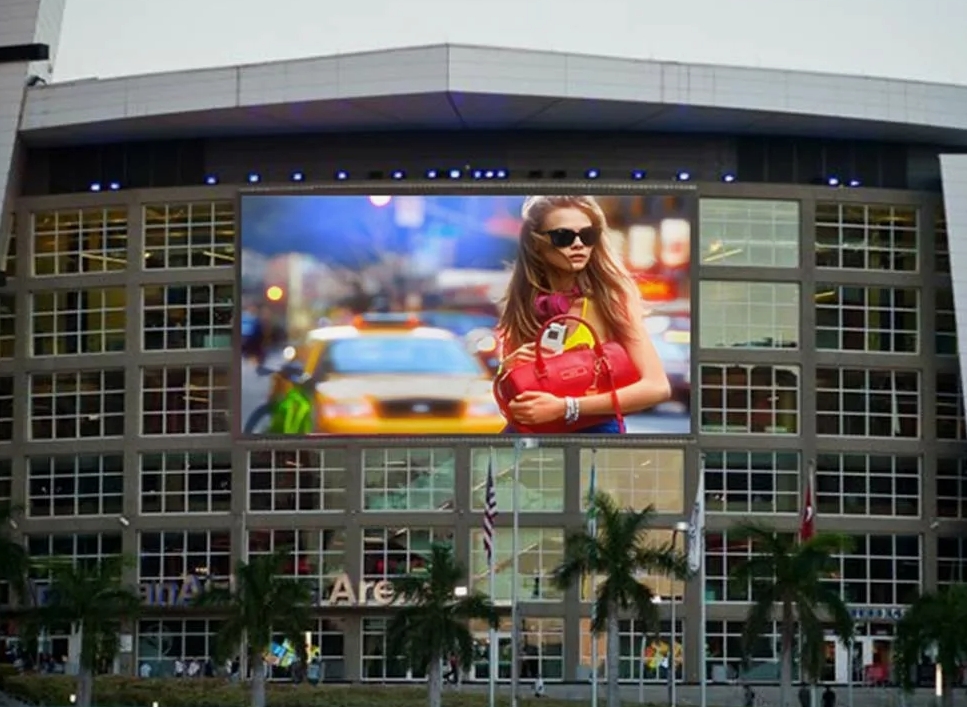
779, 601, 794, 707
250, 653, 267, 707
942, 675, 955, 707
427, 656, 443, 707
606, 610, 621, 707
75, 668, 94, 707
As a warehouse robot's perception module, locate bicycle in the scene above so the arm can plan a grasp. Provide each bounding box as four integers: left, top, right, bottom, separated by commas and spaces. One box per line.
243, 363, 317, 435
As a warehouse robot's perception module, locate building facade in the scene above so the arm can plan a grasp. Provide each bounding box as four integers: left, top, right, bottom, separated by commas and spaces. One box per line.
2, 0, 967, 687
1, 172, 963, 684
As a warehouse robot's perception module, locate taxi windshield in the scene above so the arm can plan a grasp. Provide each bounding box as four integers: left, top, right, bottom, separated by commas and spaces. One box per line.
324, 336, 483, 376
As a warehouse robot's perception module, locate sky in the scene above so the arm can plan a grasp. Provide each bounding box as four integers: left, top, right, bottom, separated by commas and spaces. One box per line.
53, 0, 967, 85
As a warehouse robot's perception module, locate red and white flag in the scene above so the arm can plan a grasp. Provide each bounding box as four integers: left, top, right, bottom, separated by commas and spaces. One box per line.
799, 477, 815, 543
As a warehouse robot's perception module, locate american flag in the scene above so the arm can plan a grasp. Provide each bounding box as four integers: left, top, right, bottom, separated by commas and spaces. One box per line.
483, 453, 498, 565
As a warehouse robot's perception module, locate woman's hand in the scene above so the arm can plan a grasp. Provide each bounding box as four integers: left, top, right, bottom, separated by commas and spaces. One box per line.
500, 342, 538, 369
507, 391, 567, 426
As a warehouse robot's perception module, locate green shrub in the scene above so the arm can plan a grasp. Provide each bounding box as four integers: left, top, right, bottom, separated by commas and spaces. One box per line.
2, 675, 579, 707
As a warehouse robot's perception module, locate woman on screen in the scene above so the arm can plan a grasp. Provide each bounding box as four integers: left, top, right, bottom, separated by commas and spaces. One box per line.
497, 195, 671, 434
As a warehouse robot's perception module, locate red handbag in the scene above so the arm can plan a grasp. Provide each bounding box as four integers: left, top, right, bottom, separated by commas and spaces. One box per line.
493, 314, 641, 434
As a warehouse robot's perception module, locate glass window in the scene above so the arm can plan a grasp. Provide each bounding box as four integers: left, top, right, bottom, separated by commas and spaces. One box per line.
362, 527, 452, 583
704, 451, 799, 515
137, 620, 222, 677
28, 454, 124, 517
143, 283, 233, 351
580, 619, 683, 682
29, 370, 124, 440
938, 537, 967, 587
248, 529, 345, 603
469, 528, 563, 602
32, 208, 128, 276
362, 617, 425, 681
936, 372, 964, 440
363, 448, 455, 511
578, 448, 683, 513
248, 449, 346, 512
0, 458, 11, 505
936, 288, 957, 356
706, 620, 791, 683
699, 281, 799, 349
936, 458, 967, 519
936, 205, 949, 274
699, 199, 800, 267
308, 618, 346, 681
816, 454, 919, 517
816, 368, 919, 438
815, 284, 919, 353
0, 376, 11, 442
138, 531, 232, 584
699, 364, 800, 435
141, 366, 230, 435
705, 530, 780, 602
471, 447, 565, 513
27, 532, 123, 598
31, 288, 126, 356
815, 203, 917, 272
143, 202, 235, 269
827, 534, 920, 605
3, 213, 16, 277
140, 451, 232, 514
0, 294, 14, 359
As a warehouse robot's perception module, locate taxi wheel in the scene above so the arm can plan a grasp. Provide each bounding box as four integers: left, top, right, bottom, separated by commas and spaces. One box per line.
243, 403, 274, 434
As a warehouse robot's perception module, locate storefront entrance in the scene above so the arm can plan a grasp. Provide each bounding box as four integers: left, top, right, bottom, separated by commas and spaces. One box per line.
472, 632, 513, 682
824, 634, 894, 685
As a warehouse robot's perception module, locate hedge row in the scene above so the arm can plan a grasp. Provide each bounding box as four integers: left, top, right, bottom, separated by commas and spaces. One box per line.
2, 675, 575, 707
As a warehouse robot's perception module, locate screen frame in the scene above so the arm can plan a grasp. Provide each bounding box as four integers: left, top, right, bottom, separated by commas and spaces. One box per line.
232, 181, 698, 445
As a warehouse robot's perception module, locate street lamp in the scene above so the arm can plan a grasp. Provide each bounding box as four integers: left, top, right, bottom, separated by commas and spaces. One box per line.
669, 520, 689, 707
511, 437, 539, 707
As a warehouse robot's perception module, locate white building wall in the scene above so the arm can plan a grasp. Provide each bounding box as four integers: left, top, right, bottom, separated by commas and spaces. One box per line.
0, 0, 65, 263
940, 154, 967, 416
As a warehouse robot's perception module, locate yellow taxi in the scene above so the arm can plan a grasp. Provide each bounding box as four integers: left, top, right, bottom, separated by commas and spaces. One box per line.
279, 313, 505, 435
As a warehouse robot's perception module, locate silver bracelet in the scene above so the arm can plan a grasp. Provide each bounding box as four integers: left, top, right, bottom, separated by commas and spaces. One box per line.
564, 396, 580, 425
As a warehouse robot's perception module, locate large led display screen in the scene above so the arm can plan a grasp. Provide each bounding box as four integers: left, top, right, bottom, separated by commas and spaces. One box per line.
238, 193, 692, 437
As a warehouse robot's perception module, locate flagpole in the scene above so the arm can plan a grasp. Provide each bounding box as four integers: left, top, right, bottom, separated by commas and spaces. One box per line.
589, 448, 599, 707
698, 453, 707, 707
487, 447, 497, 707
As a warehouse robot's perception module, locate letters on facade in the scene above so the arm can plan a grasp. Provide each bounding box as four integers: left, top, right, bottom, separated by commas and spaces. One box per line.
140, 572, 402, 608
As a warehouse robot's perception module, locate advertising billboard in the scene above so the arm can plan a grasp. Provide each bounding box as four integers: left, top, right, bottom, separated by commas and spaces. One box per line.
238, 192, 693, 437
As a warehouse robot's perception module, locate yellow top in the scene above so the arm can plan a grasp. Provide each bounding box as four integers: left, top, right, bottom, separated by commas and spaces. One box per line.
564, 298, 595, 350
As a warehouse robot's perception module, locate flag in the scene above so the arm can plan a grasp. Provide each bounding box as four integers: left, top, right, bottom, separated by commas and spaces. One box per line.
483, 453, 498, 565
687, 473, 705, 574
799, 477, 815, 543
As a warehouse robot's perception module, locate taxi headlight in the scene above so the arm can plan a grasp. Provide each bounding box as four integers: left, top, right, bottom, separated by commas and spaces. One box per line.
321, 398, 375, 418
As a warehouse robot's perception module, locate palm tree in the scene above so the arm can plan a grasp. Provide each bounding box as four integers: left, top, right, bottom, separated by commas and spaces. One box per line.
729, 523, 853, 707
552, 492, 690, 707
29, 555, 142, 707
0, 504, 28, 599
386, 542, 498, 707
193, 549, 312, 707
894, 584, 967, 707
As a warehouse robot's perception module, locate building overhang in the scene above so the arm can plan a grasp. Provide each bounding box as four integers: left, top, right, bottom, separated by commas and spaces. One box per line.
17, 44, 967, 146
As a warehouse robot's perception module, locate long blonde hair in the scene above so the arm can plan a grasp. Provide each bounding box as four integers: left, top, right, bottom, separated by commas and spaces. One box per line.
498, 195, 638, 351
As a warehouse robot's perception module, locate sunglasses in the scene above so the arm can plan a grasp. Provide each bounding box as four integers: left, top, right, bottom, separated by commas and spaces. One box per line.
540, 227, 601, 248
